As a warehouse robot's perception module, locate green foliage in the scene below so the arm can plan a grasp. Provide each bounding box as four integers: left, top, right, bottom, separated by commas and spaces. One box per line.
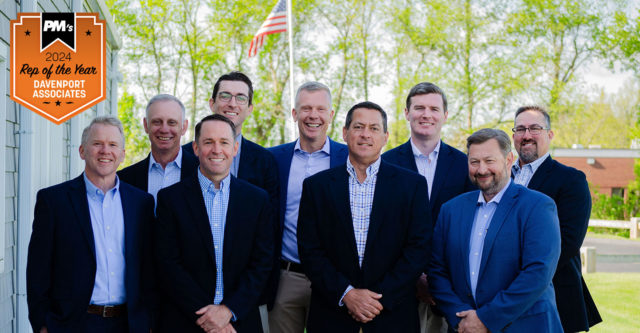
117, 90, 149, 168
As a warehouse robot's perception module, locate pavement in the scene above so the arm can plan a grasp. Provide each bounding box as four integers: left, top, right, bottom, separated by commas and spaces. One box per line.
582, 237, 640, 273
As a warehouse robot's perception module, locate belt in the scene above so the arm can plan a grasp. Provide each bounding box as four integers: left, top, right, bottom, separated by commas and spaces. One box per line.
280, 259, 305, 274
87, 304, 127, 318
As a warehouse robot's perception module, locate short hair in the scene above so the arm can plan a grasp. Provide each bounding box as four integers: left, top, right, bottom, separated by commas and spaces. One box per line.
344, 101, 388, 133
406, 82, 448, 112
211, 71, 254, 106
295, 81, 332, 109
194, 114, 237, 143
514, 105, 551, 129
466, 128, 511, 157
81, 116, 125, 148
145, 94, 186, 122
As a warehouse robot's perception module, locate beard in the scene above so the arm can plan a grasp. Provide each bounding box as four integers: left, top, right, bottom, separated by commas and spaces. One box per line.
471, 167, 510, 198
517, 141, 538, 164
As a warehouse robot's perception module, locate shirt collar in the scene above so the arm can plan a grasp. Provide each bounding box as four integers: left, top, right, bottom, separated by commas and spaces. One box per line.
149, 147, 183, 172
236, 133, 243, 149
513, 152, 550, 174
477, 179, 511, 205
294, 137, 331, 155
197, 168, 231, 193
410, 138, 440, 159
346, 156, 382, 182
84, 172, 120, 200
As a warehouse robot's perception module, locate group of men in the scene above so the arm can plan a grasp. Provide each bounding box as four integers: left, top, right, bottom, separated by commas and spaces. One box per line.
26, 71, 601, 333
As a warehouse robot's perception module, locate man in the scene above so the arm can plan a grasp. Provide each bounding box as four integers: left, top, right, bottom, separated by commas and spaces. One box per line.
27, 116, 155, 333
382, 82, 475, 332
155, 114, 274, 333
298, 102, 431, 332
268, 82, 348, 333
512, 106, 602, 332
118, 94, 198, 202
429, 128, 563, 332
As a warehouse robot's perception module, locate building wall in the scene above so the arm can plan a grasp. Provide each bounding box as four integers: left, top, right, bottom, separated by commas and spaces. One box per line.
555, 156, 636, 197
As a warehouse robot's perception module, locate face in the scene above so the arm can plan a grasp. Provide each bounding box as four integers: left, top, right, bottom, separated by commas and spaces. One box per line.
144, 100, 187, 155
405, 93, 448, 140
79, 123, 125, 180
193, 120, 239, 181
209, 80, 253, 131
343, 108, 389, 166
513, 110, 554, 165
293, 90, 334, 144
468, 139, 514, 198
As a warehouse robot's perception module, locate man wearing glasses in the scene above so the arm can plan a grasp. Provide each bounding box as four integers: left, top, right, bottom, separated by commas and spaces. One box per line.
183, 71, 279, 331
512, 106, 601, 332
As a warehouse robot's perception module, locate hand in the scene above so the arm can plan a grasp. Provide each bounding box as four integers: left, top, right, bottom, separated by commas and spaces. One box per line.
39, 327, 48, 333
195, 304, 233, 332
456, 310, 488, 333
343, 288, 383, 323
416, 273, 435, 305
204, 323, 236, 333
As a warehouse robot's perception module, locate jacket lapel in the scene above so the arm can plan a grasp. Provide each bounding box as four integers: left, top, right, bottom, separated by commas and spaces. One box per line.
68, 175, 96, 259
237, 137, 255, 179
362, 162, 395, 269
119, 184, 137, 269
223, 177, 241, 265
329, 139, 348, 168
398, 140, 419, 172
330, 167, 360, 266
430, 141, 452, 204
526, 155, 554, 191
460, 192, 478, 292
184, 174, 216, 265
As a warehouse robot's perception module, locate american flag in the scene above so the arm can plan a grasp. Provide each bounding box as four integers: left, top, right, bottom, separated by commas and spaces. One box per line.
248, 0, 287, 57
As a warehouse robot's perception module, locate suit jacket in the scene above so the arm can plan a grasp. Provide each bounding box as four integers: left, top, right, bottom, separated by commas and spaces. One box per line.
154, 173, 274, 333
522, 155, 602, 331
297, 161, 431, 333
27, 175, 155, 332
429, 182, 563, 333
382, 140, 475, 225
117, 149, 199, 192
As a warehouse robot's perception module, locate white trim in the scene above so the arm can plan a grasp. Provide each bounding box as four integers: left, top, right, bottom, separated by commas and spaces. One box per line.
552, 148, 640, 158
0, 42, 7, 274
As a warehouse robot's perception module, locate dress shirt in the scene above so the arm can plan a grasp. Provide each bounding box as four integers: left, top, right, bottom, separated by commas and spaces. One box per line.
282, 138, 331, 263
198, 169, 231, 305
340, 157, 381, 305
468, 179, 511, 299
410, 138, 440, 198
512, 152, 550, 187
231, 134, 242, 177
148, 147, 183, 203
84, 173, 126, 305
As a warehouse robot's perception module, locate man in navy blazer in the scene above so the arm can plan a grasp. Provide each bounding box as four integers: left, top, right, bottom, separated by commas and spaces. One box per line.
155, 115, 273, 333
298, 102, 431, 333
27, 116, 155, 333
118, 94, 198, 202
382, 82, 474, 333
268, 82, 348, 332
429, 129, 562, 333
512, 106, 601, 332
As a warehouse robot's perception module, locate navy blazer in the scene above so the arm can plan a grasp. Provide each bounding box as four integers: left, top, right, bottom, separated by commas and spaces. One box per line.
382, 140, 475, 225
522, 156, 602, 331
154, 173, 274, 333
429, 182, 563, 332
27, 175, 155, 332
297, 161, 431, 333
117, 149, 199, 192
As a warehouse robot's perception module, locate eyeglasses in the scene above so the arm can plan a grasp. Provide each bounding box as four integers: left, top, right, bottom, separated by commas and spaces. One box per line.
512, 125, 549, 136
217, 92, 249, 105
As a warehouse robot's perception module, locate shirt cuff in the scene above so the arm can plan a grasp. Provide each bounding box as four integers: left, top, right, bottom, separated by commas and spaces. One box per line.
339, 285, 354, 306
230, 310, 237, 322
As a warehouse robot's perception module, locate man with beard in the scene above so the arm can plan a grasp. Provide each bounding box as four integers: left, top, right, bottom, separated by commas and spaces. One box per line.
429, 128, 563, 333
512, 106, 601, 332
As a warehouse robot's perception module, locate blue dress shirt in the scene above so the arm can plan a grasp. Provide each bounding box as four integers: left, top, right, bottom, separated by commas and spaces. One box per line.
512, 152, 549, 187
468, 179, 511, 299
84, 173, 126, 305
198, 169, 231, 305
148, 148, 183, 203
410, 138, 440, 198
231, 134, 242, 177
282, 138, 331, 263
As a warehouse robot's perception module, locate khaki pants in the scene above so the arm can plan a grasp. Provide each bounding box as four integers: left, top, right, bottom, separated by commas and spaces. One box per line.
268, 270, 311, 333
419, 302, 448, 333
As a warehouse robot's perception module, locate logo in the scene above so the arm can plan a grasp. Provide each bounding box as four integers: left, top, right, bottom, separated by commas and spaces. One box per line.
10, 13, 106, 125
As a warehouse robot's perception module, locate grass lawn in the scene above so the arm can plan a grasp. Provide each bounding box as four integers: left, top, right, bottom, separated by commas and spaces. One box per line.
586, 231, 640, 242
583, 273, 640, 332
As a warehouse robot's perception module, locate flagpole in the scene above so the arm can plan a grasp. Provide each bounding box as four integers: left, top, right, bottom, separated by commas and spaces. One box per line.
286, 0, 296, 140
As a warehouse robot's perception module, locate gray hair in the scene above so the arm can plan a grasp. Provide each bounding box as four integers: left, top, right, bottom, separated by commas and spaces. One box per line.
466, 128, 511, 156
81, 116, 125, 148
145, 94, 186, 122
295, 81, 332, 109
515, 105, 551, 129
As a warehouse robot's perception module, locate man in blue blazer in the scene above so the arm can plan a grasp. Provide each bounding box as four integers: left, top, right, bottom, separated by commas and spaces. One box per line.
429, 128, 562, 333
298, 102, 431, 333
382, 82, 474, 333
268, 82, 348, 332
512, 106, 601, 332
118, 94, 198, 202
155, 115, 273, 333
27, 116, 155, 333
